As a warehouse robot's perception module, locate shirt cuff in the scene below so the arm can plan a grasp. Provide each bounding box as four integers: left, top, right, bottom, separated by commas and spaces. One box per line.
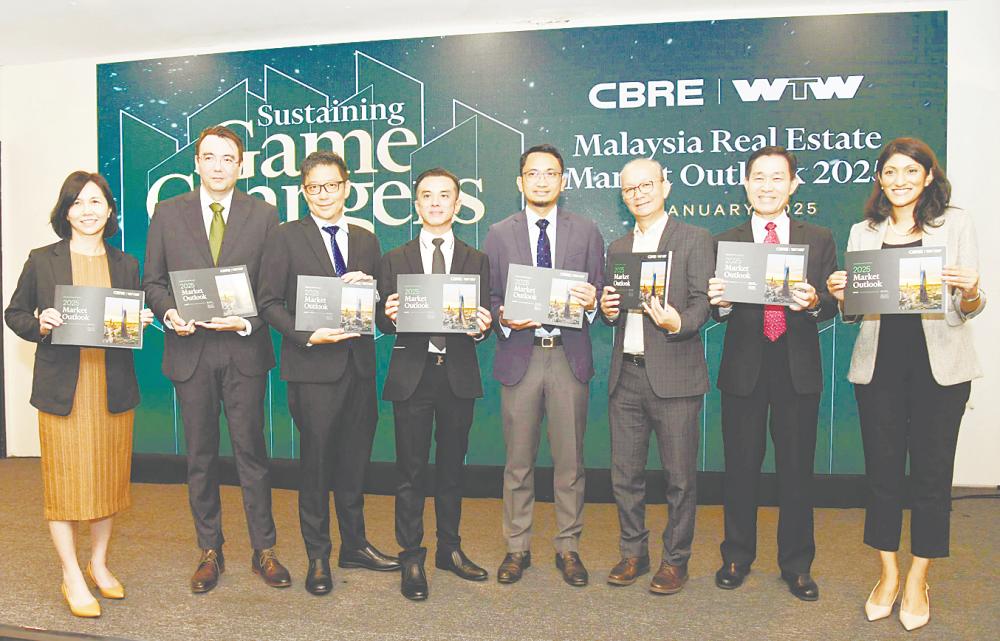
237, 318, 252, 336
717, 305, 733, 318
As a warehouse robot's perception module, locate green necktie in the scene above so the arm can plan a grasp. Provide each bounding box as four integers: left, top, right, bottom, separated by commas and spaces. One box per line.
208, 202, 225, 265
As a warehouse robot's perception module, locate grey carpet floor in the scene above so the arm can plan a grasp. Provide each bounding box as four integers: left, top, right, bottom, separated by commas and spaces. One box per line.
0, 458, 996, 641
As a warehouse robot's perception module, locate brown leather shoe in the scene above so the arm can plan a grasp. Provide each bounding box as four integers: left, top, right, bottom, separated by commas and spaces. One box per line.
252, 548, 291, 588
497, 551, 531, 584
555, 552, 589, 587
191, 548, 225, 594
649, 561, 688, 595
607, 556, 650, 586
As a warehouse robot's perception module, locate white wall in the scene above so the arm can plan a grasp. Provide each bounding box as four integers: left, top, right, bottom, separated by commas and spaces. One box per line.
3, 0, 998, 485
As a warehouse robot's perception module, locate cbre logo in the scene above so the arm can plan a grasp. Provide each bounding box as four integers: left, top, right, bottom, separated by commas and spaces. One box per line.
731, 75, 864, 102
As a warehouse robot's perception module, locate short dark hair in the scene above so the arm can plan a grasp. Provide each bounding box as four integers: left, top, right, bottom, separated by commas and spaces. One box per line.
746, 146, 798, 177
195, 125, 244, 162
864, 137, 951, 231
520, 144, 564, 173
413, 167, 460, 195
300, 151, 349, 184
50, 171, 119, 240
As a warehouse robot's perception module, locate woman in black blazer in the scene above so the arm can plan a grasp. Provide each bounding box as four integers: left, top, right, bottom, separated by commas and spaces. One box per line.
4, 171, 152, 618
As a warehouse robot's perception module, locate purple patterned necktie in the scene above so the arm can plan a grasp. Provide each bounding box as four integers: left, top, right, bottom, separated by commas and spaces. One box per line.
536, 218, 552, 268
322, 225, 348, 277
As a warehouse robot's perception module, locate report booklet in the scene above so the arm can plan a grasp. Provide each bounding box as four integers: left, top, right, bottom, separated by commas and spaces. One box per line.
845, 246, 946, 315
607, 252, 672, 313
716, 241, 810, 306
396, 274, 480, 333
294, 275, 376, 334
503, 264, 589, 328
168, 265, 257, 321
52, 285, 144, 349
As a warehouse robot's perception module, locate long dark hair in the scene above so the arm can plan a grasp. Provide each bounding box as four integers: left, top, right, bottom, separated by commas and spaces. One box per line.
50, 171, 119, 240
864, 137, 951, 230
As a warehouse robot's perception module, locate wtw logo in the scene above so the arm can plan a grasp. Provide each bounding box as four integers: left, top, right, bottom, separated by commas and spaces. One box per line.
731, 75, 864, 102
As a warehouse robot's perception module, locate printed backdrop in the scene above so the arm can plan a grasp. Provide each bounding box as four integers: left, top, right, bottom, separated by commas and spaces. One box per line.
97, 11, 947, 475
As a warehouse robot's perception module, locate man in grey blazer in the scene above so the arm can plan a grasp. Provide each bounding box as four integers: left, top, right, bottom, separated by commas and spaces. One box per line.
143, 125, 290, 593
484, 144, 604, 587
599, 158, 713, 594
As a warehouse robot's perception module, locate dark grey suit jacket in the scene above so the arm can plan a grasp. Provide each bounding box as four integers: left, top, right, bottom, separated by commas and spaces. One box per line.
376, 236, 491, 402
713, 218, 839, 396
483, 208, 605, 386
142, 189, 278, 382
4, 240, 141, 415
603, 216, 713, 399
257, 217, 381, 383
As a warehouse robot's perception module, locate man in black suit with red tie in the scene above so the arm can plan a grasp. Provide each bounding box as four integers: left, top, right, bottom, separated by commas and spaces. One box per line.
143, 125, 291, 593
257, 151, 399, 596
707, 146, 838, 601
377, 168, 493, 601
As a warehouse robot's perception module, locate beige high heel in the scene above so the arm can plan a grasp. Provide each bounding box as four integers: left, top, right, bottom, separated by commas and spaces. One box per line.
899, 584, 930, 631
865, 580, 899, 621
61, 583, 101, 618
86, 562, 125, 599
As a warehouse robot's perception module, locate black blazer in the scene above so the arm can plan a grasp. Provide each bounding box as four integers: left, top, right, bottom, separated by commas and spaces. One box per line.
142, 189, 278, 382
257, 217, 381, 383
4, 240, 141, 416
713, 218, 839, 396
376, 236, 491, 402
602, 216, 714, 399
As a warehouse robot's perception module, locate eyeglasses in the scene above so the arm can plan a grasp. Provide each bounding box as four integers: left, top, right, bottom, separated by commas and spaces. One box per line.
198, 153, 239, 167
522, 170, 563, 183
622, 180, 661, 200
303, 181, 345, 195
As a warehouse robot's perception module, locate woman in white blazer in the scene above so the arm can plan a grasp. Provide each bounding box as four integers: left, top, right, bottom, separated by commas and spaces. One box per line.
827, 138, 985, 631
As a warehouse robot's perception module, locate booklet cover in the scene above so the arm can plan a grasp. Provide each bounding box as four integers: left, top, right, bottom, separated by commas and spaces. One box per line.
607, 252, 673, 313
52, 285, 144, 349
396, 274, 480, 334
503, 264, 589, 328
168, 265, 257, 321
294, 275, 376, 334
845, 246, 946, 315
716, 241, 810, 306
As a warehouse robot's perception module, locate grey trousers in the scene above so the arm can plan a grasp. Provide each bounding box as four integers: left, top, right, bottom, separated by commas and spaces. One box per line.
501, 346, 589, 553
609, 361, 701, 565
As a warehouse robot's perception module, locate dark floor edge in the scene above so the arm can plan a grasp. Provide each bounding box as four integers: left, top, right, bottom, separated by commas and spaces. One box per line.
0, 624, 135, 641
129, 453, 872, 508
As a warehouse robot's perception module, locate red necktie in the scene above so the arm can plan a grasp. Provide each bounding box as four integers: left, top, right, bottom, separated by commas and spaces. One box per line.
763, 222, 786, 342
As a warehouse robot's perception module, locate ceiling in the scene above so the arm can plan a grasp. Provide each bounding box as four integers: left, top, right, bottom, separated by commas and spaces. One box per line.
0, 0, 936, 67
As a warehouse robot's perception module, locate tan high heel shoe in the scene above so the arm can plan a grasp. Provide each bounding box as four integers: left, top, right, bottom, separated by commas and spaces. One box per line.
864, 580, 899, 621
61, 583, 101, 618
86, 563, 125, 599
899, 584, 930, 631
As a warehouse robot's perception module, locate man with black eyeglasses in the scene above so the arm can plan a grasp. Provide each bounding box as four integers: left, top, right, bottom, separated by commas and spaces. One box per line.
257, 150, 400, 596
484, 144, 605, 587
599, 158, 713, 594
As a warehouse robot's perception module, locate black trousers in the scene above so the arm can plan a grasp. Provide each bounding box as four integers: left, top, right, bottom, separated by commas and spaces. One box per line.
287, 365, 377, 560
854, 329, 969, 559
393, 355, 474, 562
175, 338, 275, 551
720, 336, 819, 575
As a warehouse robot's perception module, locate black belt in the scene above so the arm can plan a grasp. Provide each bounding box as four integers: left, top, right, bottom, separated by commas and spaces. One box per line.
428, 353, 446, 366
533, 335, 563, 348
623, 353, 645, 367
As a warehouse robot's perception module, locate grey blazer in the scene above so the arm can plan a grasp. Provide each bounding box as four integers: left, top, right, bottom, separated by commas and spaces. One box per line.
844, 209, 986, 385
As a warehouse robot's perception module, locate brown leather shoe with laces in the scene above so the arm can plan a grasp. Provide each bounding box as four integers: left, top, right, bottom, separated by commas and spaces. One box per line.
252, 548, 291, 588
649, 560, 688, 595
607, 556, 650, 586
496, 551, 531, 584
555, 552, 589, 587
191, 548, 225, 594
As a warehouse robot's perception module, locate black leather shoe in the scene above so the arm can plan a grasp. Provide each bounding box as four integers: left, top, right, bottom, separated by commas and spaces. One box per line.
252, 548, 292, 588
401, 560, 429, 601
555, 552, 589, 587
497, 551, 531, 584
715, 562, 750, 590
338, 544, 401, 572
191, 548, 224, 594
435, 549, 488, 581
305, 558, 332, 596
781, 571, 819, 601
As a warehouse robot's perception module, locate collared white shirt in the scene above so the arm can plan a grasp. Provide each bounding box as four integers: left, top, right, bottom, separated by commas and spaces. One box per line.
623, 213, 669, 355
524, 206, 561, 339
311, 214, 349, 271
419, 229, 456, 354
750, 211, 790, 244
199, 187, 234, 237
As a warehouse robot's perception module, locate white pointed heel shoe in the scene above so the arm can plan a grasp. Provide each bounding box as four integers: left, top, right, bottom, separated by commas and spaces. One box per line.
899, 584, 930, 631
865, 580, 899, 621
